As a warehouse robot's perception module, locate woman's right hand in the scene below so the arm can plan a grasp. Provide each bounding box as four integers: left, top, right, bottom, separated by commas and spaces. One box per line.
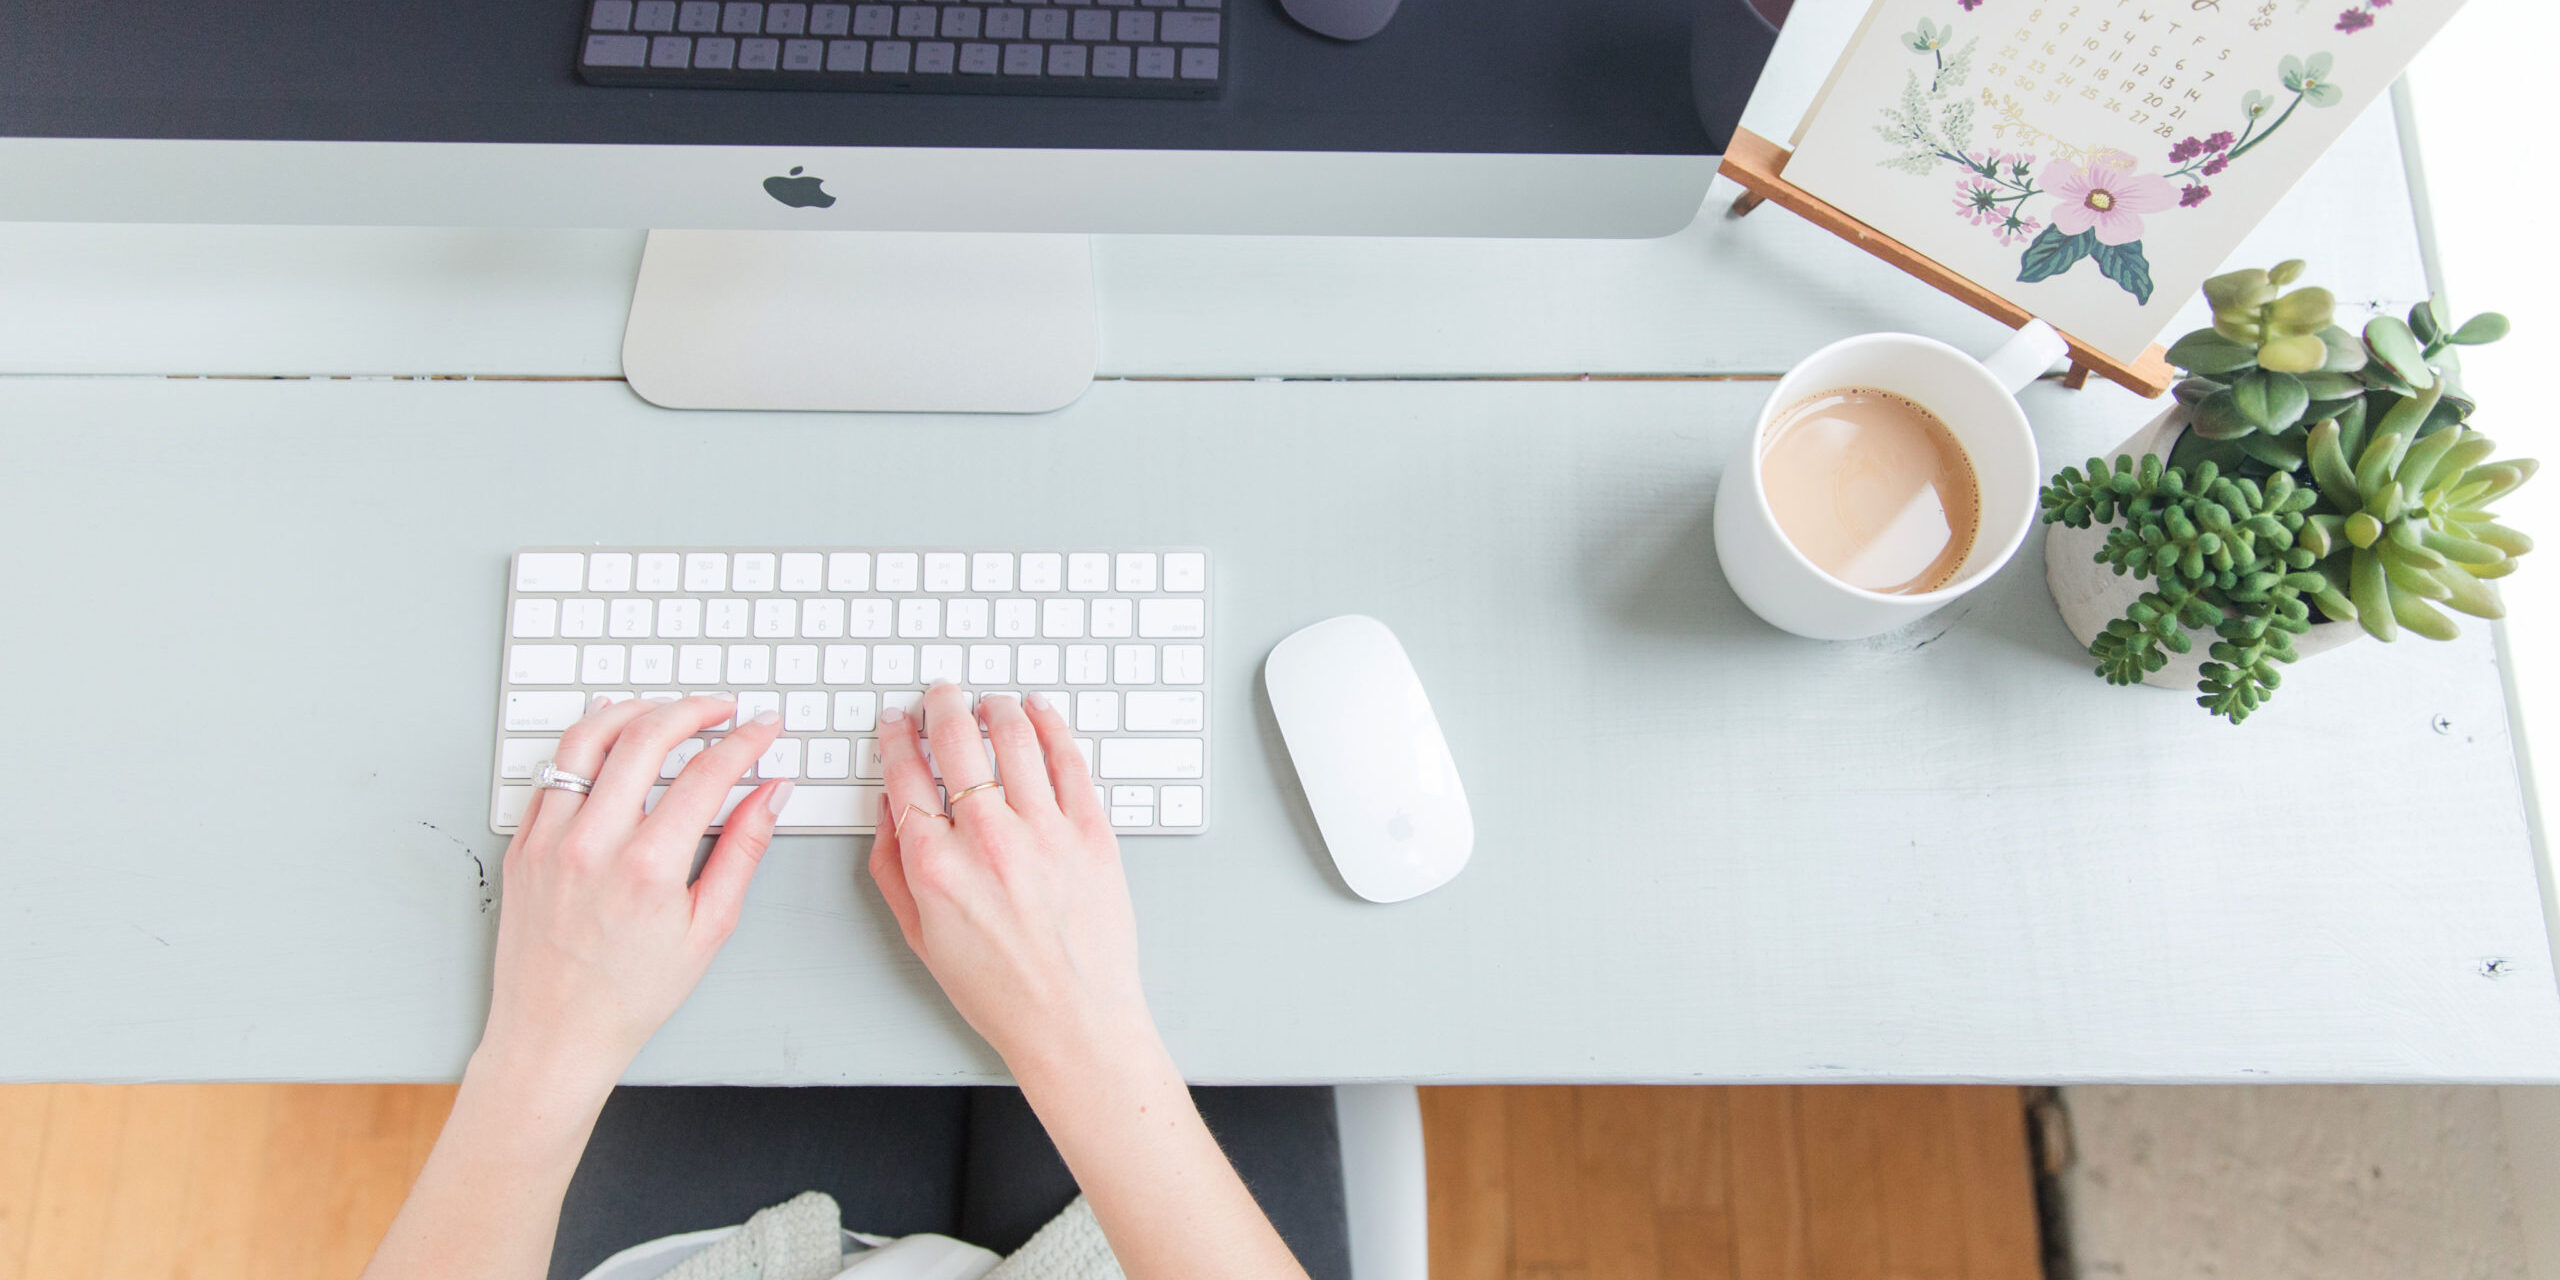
867, 682, 1157, 1077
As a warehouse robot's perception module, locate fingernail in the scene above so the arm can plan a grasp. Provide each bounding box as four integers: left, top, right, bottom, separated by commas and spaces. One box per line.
752, 710, 780, 727
1027, 691, 1051, 712
882, 704, 905, 723
765, 779, 795, 816
713, 692, 738, 702
587, 693, 610, 713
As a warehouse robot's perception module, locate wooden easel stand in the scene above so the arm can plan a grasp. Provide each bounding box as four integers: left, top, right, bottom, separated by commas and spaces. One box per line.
1719, 128, 2174, 397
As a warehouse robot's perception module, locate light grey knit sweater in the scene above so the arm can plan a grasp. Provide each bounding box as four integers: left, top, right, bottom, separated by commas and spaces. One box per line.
631, 1189, 1123, 1280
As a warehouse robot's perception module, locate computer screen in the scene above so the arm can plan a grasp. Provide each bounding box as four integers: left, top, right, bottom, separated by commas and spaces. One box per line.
0, 0, 1781, 236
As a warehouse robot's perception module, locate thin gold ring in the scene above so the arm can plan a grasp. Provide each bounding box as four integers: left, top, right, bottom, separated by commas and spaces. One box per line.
947, 781, 1004, 813
892, 802, 949, 839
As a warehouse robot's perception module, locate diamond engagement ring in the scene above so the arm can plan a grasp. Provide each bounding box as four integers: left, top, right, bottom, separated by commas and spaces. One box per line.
533, 761, 595, 795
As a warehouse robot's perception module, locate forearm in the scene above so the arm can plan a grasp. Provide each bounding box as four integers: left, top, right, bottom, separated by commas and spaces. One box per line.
359, 1045, 616, 1280
1015, 1029, 1310, 1280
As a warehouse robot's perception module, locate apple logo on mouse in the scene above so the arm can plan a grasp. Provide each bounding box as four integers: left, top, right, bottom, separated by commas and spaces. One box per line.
763, 166, 834, 209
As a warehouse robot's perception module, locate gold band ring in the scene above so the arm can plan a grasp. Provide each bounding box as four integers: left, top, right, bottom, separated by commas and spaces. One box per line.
892, 802, 949, 839
947, 781, 1004, 813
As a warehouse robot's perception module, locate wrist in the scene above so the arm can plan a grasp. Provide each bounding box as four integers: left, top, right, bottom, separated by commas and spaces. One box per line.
1007, 1010, 1177, 1108
458, 1034, 624, 1156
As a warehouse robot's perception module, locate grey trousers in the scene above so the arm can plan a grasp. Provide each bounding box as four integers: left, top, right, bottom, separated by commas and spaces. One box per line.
548, 1086, 1352, 1280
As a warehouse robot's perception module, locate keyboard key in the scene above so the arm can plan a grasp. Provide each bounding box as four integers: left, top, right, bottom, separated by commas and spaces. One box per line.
677, 645, 723, 684
651, 33, 693, 64
785, 690, 829, 730
1064, 644, 1108, 684
585, 34, 651, 66
1136, 45, 1175, 78
824, 644, 869, 683
637, 553, 680, 591
1116, 11, 1155, 40
1160, 785, 1203, 827
870, 39, 911, 70
828, 552, 872, 591
758, 737, 801, 779
694, 35, 736, 66
959, 41, 999, 74
1125, 690, 1202, 731
971, 552, 1015, 593
631, 645, 675, 684
1072, 10, 1113, 39
588, 552, 635, 591
1161, 643, 1204, 684
504, 691, 587, 732
787, 37, 826, 69
946, 598, 990, 637
985, 7, 1026, 38
1116, 553, 1157, 593
561, 600, 605, 637
706, 599, 750, 637
852, 4, 893, 34
1076, 691, 1120, 731
732, 553, 776, 592
1098, 737, 1203, 779
754, 598, 797, 637
802, 598, 846, 637
898, 599, 941, 637
512, 598, 559, 638
1003, 42, 1044, 74
1030, 9, 1070, 39
923, 553, 967, 592
1179, 47, 1217, 79
768, 2, 808, 32
684, 552, 727, 592
737, 691, 781, 724
1162, 552, 1206, 591
1042, 598, 1086, 638
1068, 552, 1110, 591
876, 552, 919, 591
813, 3, 853, 34
1021, 553, 1064, 591
848, 600, 893, 637
1091, 599, 1133, 637
1114, 643, 1156, 684
495, 787, 535, 826
807, 737, 852, 778
921, 645, 964, 684
583, 644, 628, 684
636, 0, 678, 28
776, 644, 819, 683
727, 644, 770, 684
994, 599, 1037, 637
1019, 644, 1060, 684
873, 645, 916, 683
610, 599, 653, 637
723, 2, 765, 33
940, 6, 980, 37
593, 0, 636, 30
1161, 11, 1217, 40
969, 644, 1012, 684
780, 552, 824, 591
500, 738, 559, 779
1047, 43, 1088, 76
834, 691, 878, 731
515, 552, 584, 593
657, 598, 702, 637
680, 0, 721, 30
508, 644, 578, 684
916, 40, 955, 71
1111, 806, 1154, 828
1112, 785, 1155, 806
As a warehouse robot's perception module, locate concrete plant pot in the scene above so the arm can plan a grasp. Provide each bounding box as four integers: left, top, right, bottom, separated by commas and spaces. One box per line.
2045, 404, 2363, 690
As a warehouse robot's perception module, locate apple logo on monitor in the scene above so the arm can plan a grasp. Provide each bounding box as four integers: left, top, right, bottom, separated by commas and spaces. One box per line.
763, 166, 835, 209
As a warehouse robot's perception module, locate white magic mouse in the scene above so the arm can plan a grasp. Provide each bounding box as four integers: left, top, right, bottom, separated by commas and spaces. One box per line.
1279, 0, 1402, 41
1265, 615, 1473, 902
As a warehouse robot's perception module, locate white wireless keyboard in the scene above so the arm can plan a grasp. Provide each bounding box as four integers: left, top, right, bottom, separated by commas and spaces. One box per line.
491, 547, 1210, 836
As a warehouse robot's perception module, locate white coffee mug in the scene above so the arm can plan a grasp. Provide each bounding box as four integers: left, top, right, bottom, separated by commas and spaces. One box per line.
1714, 322, 2069, 640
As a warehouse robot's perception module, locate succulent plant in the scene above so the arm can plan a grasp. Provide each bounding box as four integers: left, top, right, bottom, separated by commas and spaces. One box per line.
2044, 257, 2537, 724
2162, 260, 2508, 476
2297, 380, 2538, 642
2040, 456, 2324, 723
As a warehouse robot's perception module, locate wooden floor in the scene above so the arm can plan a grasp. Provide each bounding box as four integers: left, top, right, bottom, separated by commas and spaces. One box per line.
1, 1083, 2037, 1280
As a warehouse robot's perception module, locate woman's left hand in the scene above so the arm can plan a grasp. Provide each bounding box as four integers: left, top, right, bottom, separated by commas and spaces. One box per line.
478, 693, 789, 1098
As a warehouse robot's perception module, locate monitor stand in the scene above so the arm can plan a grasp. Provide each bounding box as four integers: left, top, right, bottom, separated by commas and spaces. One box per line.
619, 230, 1098, 414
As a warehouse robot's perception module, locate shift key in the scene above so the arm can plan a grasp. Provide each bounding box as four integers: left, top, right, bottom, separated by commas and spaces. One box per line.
1098, 737, 1202, 779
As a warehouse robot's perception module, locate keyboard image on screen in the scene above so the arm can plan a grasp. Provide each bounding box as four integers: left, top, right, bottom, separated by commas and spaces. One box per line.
492, 547, 1210, 836
578, 0, 1227, 100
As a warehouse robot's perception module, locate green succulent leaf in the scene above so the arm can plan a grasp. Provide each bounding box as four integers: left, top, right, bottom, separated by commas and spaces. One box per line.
2409, 299, 2442, 345
2228, 368, 2309, 433
2317, 326, 2369, 374
2451, 312, 2511, 345
2203, 267, 2274, 314
2365, 316, 2435, 389
2167, 330, 2261, 376
2269, 287, 2335, 334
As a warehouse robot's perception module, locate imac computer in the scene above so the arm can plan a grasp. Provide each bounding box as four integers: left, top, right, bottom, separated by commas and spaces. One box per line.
0, 0, 1783, 412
